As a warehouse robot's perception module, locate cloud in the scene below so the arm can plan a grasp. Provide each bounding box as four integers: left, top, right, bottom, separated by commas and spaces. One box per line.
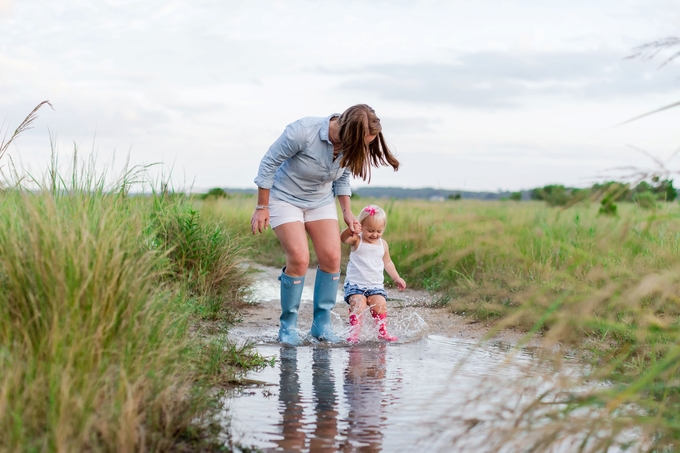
0, 0, 12, 17
380, 116, 442, 133
337, 50, 680, 108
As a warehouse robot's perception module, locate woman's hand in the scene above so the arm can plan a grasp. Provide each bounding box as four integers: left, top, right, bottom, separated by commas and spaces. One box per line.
251, 208, 269, 235
337, 195, 358, 233
351, 220, 362, 235
343, 211, 359, 234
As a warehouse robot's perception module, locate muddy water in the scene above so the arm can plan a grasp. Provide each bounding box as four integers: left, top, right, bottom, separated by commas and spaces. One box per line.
225, 273, 575, 452
226, 339, 562, 452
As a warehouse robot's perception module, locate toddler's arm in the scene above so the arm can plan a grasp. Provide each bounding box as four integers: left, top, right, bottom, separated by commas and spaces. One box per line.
341, 226, 361, 245
382, 240, 406, 290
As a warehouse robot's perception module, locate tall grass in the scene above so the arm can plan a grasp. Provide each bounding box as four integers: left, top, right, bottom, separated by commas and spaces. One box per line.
205, 195, 680, 451
151, 195, 252, 323
0, 104, 267, 452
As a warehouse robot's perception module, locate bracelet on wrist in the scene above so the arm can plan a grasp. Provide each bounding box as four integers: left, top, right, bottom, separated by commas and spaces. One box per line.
255, 205, 269, 210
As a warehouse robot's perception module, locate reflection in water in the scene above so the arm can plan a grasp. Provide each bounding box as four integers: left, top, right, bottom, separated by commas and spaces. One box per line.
311, 348, 339, 452
275, 347, 341, 452
228, 337, 552, 452
275, 348, 306, 451
342, 344, 388, 452
274, 346, 393, 452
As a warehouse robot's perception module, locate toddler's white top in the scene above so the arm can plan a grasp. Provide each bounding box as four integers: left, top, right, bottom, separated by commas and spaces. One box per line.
345, 235, 385, 289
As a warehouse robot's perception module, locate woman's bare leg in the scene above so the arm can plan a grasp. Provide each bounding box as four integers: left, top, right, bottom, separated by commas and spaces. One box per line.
273, 221, 310, 277
305, 219, 341, 274
306, 219, 342, 341
273, 221, 309, 345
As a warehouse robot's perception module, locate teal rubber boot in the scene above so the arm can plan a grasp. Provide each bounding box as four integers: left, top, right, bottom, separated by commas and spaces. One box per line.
310, 267, 341, 342
278, 268, 305, 346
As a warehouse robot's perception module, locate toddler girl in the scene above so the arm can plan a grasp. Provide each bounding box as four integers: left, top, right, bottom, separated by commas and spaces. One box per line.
341, 204, 406, 343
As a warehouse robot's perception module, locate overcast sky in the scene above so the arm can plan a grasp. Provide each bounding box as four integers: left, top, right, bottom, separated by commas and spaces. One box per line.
2, 0, 680, 192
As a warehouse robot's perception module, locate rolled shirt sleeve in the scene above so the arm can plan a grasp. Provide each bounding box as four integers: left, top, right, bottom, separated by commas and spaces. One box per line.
332, 168, 352, 197
254, 121, 304, 190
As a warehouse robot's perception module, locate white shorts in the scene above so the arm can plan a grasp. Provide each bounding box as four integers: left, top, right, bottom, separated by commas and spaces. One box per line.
269, 199, 338, 229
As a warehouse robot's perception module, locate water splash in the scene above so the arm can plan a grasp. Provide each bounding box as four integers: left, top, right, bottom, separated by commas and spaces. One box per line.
331, 307, 429, 344
246, 273, 428, 346
256, 308, 428, 347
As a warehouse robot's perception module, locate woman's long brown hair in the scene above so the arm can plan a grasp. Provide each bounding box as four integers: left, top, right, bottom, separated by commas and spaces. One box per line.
337, 104, 399, 182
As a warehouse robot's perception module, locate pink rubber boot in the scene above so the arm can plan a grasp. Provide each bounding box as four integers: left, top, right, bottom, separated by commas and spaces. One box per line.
347, 311, 362, 343
372, 311, 398, 342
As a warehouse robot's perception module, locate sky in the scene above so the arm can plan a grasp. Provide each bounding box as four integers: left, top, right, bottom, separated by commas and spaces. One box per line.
2, 0, 680, 192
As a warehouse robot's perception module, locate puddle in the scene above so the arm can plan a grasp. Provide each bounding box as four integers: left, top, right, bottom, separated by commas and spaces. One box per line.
227, 269, 624, 452
224, 336, 564, 452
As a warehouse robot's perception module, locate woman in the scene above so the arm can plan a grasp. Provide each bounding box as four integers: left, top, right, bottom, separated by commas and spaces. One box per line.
251, 104, 399, 345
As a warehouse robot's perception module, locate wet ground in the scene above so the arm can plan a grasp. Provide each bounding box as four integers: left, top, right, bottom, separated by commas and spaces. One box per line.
224, 266, 575, 452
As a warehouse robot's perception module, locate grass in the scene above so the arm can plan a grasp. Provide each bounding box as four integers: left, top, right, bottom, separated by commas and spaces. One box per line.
202, 194, 680, 451
0, 104, 271, 452
0, 186, 271, 452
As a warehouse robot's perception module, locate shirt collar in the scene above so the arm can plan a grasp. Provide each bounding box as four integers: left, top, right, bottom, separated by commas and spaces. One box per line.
319, 113, 340, 144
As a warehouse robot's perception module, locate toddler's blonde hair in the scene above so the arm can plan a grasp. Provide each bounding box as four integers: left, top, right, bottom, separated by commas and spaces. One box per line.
358, 204, 387, 226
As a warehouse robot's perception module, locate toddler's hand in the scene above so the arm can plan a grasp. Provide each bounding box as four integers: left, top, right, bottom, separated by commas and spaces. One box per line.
352, 220, 362, 235
395, 278, 406, 291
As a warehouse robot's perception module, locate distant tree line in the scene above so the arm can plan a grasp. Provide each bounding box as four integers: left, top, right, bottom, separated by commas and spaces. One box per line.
530, 177, 677, 212
351, 187, 530, 200
195, 179, 677, 211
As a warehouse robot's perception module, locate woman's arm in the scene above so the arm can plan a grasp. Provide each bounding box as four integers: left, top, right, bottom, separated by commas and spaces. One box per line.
382, 240, 406, 290
251, 187, 270, 235
337, 195, 360, 233
251, 122, 304, 235
253, 122, 304, 190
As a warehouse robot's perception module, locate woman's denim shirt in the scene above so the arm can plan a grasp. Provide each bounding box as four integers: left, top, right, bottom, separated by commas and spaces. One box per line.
254, 114, 352, 209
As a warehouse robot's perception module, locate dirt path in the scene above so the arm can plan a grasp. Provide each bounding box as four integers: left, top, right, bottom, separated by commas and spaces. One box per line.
231, 264, 529, 345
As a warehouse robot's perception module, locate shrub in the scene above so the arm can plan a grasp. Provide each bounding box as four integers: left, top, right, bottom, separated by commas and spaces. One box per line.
151, 196, 251, 321
652, 177, 677, 201
598, 194, 618, 216
199, 187, 228, 200
633, 190, 657, 210
531, 185, 571, 206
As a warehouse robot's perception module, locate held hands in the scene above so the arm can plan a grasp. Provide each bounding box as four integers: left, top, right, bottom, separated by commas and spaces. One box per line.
394, 278, 407, 291
251, 208, 269, 235
343, 211, 360, 234
350, 220, 362, 236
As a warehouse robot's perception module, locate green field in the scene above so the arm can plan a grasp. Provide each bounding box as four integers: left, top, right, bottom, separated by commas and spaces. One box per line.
202, 194, 680, 450
6, 181, 680, 450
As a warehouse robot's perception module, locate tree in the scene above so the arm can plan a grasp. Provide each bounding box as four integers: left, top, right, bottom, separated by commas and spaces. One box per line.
651, 177, 677, 201
531, 185, 571, 206
200, 187, 228, 200
598, 194, 618, 216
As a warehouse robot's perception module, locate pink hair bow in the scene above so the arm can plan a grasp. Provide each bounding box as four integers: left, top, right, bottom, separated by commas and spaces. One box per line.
363, 206, 376, 216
